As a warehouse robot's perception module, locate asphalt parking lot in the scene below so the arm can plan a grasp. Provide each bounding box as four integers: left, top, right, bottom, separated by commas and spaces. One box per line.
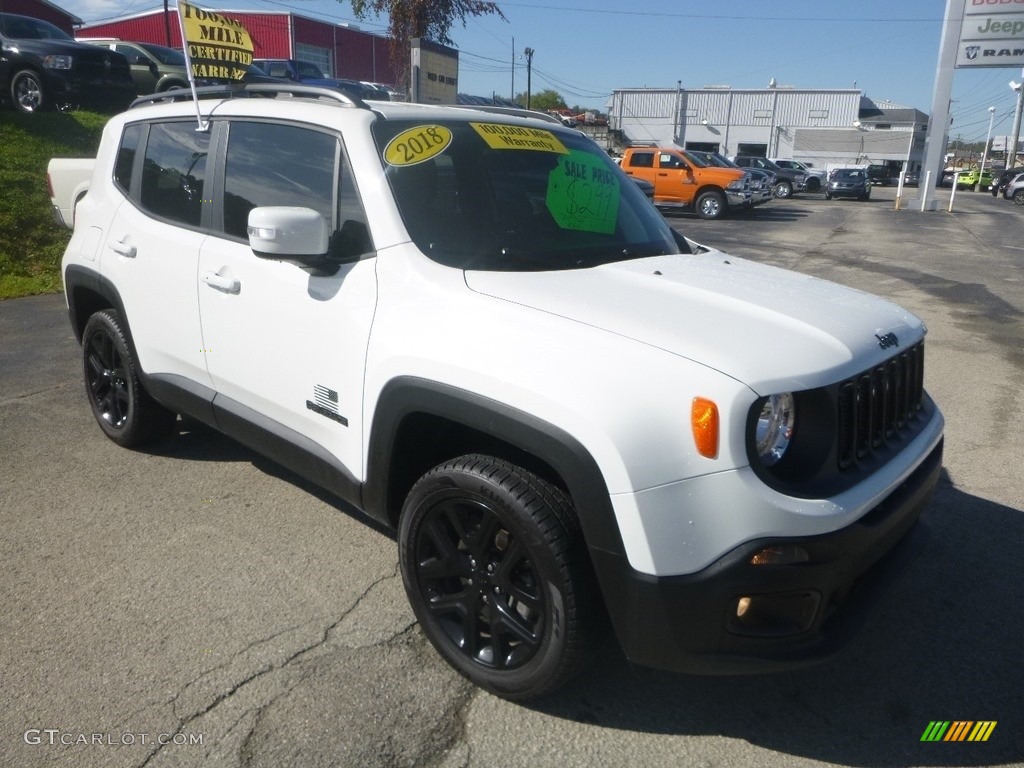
2, 183, 1022, 768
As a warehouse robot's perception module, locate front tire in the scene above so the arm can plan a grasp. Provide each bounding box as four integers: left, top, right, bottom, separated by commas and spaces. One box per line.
695, 190, 725, 219
825, 191, 833, 200
399, 454, 603, 699
81, 309, 177, 447
1013, 189, 1024, 206
11, 69, 45, 114
774, 181, 793, 199
806, 177, 821, 192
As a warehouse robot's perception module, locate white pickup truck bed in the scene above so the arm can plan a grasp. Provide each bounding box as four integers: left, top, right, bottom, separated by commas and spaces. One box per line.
47, 158, 95, 230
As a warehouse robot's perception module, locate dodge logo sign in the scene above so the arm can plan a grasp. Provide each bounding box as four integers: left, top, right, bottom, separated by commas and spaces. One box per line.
966, 45, 981, 59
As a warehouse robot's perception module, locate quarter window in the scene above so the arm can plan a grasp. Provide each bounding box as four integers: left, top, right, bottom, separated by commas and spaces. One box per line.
114, 123, 143, 195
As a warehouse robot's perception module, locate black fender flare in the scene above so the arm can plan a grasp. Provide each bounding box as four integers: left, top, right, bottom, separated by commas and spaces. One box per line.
363, 376, 627, 559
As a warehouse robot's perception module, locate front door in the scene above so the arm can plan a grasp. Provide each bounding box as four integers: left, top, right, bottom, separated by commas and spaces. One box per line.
197, 119, 377, 481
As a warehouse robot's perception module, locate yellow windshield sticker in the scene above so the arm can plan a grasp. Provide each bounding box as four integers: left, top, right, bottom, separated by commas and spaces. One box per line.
545, 150, 620, 234
384, 125, 453, 166
470, 122, 569, 154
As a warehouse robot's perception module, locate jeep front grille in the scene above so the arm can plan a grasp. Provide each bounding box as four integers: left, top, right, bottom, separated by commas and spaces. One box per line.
836, 342, 924, 470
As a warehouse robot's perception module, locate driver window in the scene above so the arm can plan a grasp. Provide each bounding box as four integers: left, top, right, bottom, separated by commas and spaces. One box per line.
221, 121, 372, 258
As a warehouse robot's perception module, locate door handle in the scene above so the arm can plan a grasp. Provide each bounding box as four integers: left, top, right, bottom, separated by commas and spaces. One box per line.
109, 239, 136, 258
658, 172, 668, 176
202, 271, 241, 294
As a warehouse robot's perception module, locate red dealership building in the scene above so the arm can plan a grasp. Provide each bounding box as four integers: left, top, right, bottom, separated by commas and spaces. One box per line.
75, 8, 401, 86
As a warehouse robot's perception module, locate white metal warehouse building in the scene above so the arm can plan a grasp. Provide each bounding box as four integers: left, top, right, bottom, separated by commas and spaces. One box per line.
608, 86, 928, 175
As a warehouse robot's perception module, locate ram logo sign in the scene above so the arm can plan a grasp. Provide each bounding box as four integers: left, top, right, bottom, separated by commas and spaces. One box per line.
958, 3, 1024, 67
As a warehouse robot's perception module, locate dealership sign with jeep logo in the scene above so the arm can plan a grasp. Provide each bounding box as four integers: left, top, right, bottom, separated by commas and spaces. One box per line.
957, 0, 1024, 67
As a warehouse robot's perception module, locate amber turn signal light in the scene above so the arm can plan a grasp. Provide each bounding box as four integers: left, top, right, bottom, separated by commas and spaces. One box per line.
691, 397, 719, 459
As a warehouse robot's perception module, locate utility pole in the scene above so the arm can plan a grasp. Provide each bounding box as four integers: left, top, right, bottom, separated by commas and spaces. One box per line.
510, 36, 515, 103
524, 47, 534, 110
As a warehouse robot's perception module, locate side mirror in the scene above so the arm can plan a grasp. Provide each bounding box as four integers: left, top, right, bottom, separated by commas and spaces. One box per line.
248, 206, 329, 268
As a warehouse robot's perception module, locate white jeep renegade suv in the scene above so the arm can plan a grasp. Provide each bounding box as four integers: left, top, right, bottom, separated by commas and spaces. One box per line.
57, 85, 944, 699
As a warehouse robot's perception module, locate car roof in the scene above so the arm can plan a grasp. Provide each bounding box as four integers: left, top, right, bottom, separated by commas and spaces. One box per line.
125, 84, 581, 135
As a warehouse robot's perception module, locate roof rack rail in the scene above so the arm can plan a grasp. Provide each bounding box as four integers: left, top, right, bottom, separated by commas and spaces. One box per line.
130, 83, 369, 111
448, 104, 563, 125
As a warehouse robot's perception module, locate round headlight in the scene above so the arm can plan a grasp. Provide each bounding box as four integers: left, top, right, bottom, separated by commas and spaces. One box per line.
755, 392, 795, 466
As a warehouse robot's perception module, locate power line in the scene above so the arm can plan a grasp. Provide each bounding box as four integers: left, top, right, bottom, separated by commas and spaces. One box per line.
492, 1, 938, 23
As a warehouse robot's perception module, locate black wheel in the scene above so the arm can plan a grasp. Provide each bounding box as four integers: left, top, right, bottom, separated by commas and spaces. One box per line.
806, 177, 820, 192
399, 454, 604, 699
774, 181, 793, 199
695, 190, 725, 219
81, 309, 177, 447
11, 69, 45, 114
1013, 190, 1024, 206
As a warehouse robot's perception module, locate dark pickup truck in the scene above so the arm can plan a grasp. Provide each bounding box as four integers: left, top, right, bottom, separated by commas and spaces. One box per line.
250, 58, 377, 100
1, 12, 135, 114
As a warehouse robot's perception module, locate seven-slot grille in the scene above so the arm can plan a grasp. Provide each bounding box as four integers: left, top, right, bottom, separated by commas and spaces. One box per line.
836, 342, 925, 470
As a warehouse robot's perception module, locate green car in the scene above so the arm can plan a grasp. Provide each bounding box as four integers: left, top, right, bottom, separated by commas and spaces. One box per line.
956, 169, 994, 189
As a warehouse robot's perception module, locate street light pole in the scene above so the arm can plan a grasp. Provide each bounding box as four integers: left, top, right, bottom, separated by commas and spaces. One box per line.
979, 105, 995, 190
1010, 70, 1023, 169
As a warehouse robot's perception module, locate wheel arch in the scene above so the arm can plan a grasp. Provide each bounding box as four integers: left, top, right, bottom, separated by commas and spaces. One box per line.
694, 183, 726, 199
64, 265, 128, 343
364, 376, 627, 560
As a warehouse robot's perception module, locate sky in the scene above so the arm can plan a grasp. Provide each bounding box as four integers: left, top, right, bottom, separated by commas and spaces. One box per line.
54, 0, 1024, 144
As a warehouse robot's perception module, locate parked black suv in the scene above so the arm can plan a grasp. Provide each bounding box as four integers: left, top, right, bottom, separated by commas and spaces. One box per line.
866, 164, 892, 186
731, 156, 807, 198
0, 13, 135, 113
990, 166, 1023, 198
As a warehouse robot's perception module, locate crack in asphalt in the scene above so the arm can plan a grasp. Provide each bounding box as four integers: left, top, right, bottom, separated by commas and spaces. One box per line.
135, 567, 403, 768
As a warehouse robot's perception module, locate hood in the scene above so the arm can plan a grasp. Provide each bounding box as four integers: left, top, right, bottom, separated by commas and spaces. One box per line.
464, 249, 923, 394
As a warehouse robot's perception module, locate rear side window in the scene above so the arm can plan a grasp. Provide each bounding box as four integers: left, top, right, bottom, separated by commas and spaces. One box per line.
627, 152, 654, 168
139, 122, 211, 227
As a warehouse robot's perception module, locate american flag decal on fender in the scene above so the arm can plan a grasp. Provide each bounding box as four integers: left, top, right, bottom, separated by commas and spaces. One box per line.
306, 385, 348, 426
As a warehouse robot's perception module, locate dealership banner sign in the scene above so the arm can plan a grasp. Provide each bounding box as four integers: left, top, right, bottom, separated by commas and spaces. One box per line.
957, 0, 1024, 68
177, 0, 254, 80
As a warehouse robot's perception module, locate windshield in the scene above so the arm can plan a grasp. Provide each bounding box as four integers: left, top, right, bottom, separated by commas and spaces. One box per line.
373, 119, 682, 271
0, 14, 72, 40
138, 43, 186, 65
681, 151, 711, 168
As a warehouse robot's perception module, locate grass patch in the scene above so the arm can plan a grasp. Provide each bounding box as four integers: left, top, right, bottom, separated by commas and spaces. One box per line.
0, 110, 107, 299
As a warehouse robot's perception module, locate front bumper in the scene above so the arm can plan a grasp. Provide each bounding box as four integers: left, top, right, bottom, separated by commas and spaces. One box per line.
725, 189, 750, 207
45, 71, 136, 112
594, 438, 942, 675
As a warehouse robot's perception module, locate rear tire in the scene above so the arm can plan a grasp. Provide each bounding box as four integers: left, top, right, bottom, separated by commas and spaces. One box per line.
1013, 189, 1024, 206
81, 309, 177, 447
774, 181, 793, 199
399, 454, 605, 699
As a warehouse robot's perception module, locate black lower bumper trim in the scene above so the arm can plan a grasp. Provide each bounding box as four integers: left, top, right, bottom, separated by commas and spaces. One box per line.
593, 438, 942, 675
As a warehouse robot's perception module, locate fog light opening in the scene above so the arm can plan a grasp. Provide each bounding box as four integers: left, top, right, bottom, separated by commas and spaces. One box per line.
736, 596, 752, 618
728, 591, 821, 637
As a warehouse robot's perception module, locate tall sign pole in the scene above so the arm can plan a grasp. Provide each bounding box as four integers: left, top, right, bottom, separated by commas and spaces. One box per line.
918, 0, 1024, 209
918, 0, 963, 211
